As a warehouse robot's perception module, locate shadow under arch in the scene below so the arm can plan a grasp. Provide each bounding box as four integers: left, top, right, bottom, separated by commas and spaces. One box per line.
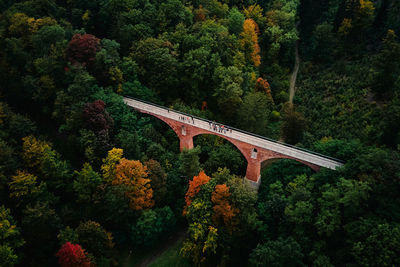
143, 111, 252, 163
260, 157, 321, 173
192, 133, 248, 176
192, 132, 250, 165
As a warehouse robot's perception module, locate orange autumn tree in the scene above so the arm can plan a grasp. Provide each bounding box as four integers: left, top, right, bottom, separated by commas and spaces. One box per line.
113, 158, 154, 210
211, 184, 238, 226
255, 77, 273, 102
240, 19, 261, 67
194, 5, 206, 22
255, 77, 270, 93
184, 171, 211, 215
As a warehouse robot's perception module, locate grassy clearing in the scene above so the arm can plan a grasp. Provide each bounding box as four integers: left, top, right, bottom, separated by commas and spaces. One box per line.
148, 238, 191, 267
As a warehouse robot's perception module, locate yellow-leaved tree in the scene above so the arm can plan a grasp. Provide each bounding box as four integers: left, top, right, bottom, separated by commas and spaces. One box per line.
101, 148, 123, 184
8, 170, 39, 200
22, 136, 52, 170
240, 19, 261, 67
113, 158, 154, 210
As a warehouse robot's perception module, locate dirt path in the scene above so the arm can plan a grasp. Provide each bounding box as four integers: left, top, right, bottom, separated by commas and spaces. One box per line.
289, 23, 301, 104
135, 230, 187, 267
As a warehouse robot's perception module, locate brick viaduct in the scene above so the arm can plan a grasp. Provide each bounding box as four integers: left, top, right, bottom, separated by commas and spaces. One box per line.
124, 97, 344, 188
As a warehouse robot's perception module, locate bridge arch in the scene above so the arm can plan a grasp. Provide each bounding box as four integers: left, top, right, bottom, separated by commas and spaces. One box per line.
138, 112, 259, 179
124, 96, 344, 188
136, 111, 321, 187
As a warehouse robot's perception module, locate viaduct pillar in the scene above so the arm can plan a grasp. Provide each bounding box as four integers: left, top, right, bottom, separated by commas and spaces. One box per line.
152, 115, 320, 189
180, 135, 194, 150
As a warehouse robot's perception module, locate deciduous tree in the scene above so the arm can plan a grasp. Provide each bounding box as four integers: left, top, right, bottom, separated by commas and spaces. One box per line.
237, 92, 273, 136
228, 8, 245, 35
82, 100, 114, 133
75, 221, 114, 260
101, 148, 123, 184
211, 184, 237, 226
8, 170, 40, 205
131, 207, 176, 246
0, 206, 24, 267
213, 66, 243, 120
73, 163, 102, 203
67, 34, 100, 67
113, 159, 154, 210
373, 29, 400, 97
179, 146, 201, 179
145, 160, 167, 206
240, 19, 261, 67
184, 171, 211, 212
281, 105, 306, 145
56, 242, 91, 267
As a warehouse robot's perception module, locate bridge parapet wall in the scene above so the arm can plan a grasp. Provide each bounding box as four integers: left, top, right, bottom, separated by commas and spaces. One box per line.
124, 97, 341, 188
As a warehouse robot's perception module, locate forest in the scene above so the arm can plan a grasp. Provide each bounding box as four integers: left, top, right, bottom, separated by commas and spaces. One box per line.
0, 0, 400, 266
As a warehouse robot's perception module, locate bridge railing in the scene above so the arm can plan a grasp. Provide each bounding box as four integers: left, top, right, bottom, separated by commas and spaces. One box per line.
123, 95, 345, 164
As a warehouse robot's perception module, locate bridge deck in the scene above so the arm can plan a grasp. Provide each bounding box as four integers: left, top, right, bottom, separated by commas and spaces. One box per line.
123, 97, 344, 170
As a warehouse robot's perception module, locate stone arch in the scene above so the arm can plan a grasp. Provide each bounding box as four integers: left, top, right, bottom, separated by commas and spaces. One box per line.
133, 111, 320, 187
150, 113, 182, 137
139, 112, 255, 166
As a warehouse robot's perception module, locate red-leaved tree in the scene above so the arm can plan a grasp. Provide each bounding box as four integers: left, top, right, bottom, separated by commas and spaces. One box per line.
67, 33, 100, 66
56, 242, 91, 267
82, 100, 114, 133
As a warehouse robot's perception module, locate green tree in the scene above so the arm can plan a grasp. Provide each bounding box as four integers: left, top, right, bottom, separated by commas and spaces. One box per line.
156, 0, 192, 32
8, 170, 41, 205
228, 8, 245, 36
346, 219, 400, 266
32, 25, 66, 56
145, 159, 168, 206
249, 237, 304, 267
73, 163, 102, 203
131, 207, 176, 246
130, 37, 179, 98
181, 46, 222, 102
281, 105, 306, 145
237, 92, 273, 135
115, 130, 141, 160
213, 66, 243, 120
311, 22, 336, 63
337, 0, 375, 48
264, 2, 299, 62
373, 29, 400, 97
21, 201, 61, 263
22, 136, 72, 190
179, 146, 201, 179
205, 143, 244, 174
75, 221, 114, 263
0, 206, 24, 267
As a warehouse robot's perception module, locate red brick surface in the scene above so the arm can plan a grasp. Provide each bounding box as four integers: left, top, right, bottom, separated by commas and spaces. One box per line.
151, 114, 320, 182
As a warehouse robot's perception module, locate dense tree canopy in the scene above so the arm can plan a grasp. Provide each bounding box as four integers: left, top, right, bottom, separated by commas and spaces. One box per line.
0, 0, 400, 266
